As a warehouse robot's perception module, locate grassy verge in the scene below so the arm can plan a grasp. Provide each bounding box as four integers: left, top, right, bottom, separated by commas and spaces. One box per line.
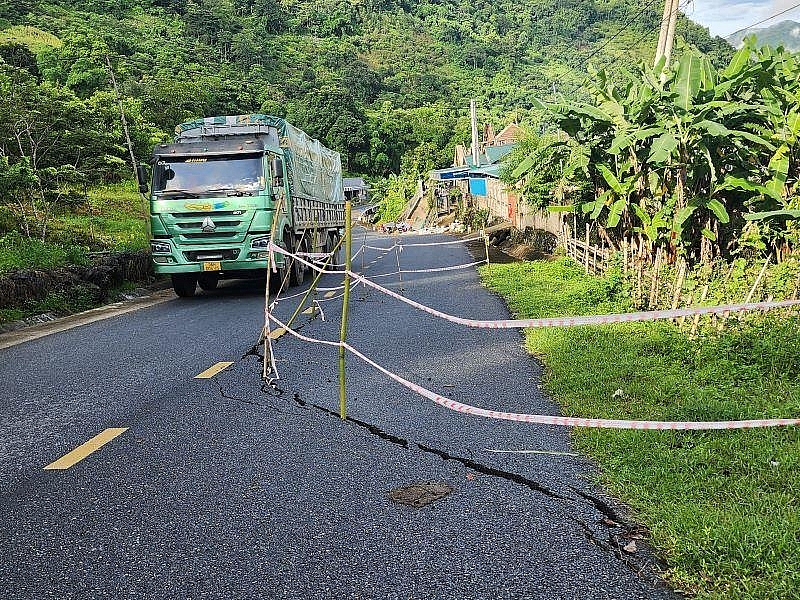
481, 258, 800, 599
0, 182, 148, 273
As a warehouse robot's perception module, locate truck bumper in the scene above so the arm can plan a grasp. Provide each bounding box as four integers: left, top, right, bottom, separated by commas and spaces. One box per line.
152, 260, 271, 275
151, 239, 282, 276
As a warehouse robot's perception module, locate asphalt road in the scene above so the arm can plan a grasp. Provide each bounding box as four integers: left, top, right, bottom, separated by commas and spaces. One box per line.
0, 229, 678, 599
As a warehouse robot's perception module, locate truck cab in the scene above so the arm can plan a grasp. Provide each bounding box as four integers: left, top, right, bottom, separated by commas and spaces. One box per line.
146, 115, 344, 297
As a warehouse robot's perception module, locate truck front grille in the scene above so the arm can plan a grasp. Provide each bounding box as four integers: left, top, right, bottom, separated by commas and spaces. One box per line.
182, 232, 238, 239
175, 220, 241, 229
183, 249, 241, 262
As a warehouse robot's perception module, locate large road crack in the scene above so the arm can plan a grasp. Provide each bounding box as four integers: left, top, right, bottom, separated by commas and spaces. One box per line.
285, 390, 669, 585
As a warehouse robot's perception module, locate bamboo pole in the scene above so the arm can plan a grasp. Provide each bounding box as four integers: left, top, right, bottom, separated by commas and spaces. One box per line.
637, 259, 643, 307
339, 201, 353, 420
716, 262, 737, 331
283, 235, 345, 331
648, 248, 662, 308
262, 196, 285, 379
623, 237, 628, 274
788, 271, 800, 317
585, 223, 590, 274
744, 256, 771, 304
679, 293, 693, 329
690, 284, 709, 337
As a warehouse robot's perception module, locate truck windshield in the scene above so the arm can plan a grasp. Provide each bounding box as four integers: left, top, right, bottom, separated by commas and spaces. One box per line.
153, 155, 265, 195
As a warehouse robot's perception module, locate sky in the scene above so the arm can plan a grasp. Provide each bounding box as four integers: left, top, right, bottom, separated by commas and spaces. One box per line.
686, 0, 800, 37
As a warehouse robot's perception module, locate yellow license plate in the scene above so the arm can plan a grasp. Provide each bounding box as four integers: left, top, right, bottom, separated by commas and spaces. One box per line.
202, 261, 221, 272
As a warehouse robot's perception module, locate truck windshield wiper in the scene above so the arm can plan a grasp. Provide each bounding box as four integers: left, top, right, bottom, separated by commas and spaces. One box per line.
204, 188, 255, 197
154, 189, 200, 198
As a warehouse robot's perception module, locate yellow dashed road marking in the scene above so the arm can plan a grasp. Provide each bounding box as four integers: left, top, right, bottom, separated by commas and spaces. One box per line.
324, 291, 336, 298
302, 306, 317, 315
195, 361, 234, 379
268, 328, 286, 340
44, 428, 129, 470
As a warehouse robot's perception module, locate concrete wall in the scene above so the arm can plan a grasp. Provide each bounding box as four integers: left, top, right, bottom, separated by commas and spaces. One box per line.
469, 178, 563, 237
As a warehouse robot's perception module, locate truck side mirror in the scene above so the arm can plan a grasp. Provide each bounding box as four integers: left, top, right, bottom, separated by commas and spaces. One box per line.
136, 165, 149, 194
271, 157, 284, 186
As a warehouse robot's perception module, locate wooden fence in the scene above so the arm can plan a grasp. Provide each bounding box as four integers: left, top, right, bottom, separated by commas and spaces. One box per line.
564, 237, 610, 275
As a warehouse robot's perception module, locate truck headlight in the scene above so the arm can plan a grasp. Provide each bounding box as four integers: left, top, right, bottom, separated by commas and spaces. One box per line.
150, 241, 171, 254
251, 236, 271, 249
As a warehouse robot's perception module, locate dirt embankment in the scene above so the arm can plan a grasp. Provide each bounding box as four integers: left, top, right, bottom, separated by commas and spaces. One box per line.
464, 222, 558, 263
0, 252, 154, 311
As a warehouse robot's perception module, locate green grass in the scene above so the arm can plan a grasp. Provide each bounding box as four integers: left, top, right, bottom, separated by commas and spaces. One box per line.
481, 258, 800, 599
0, 182, 148, 273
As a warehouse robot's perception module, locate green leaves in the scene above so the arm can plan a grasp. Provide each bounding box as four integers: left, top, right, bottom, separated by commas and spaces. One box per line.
744, 209, 800, 221
597, 164, 624, 195
674, 52, 703, 111
510, 153, 537, 180
722, 44, 753, 80
706, 199, 730, 223
649, 132, 678, 164
607, 198, 627, 227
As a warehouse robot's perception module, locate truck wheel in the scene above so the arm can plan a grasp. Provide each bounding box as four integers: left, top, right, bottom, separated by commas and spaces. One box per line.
197, 273, 219, 291
171, 273, 197, 297
268, 268, 285, 294
288, 233, 306, 286
326, 232, 342, 270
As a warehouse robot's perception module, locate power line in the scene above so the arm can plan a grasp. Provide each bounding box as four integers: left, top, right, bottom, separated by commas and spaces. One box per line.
563, 0, 690, 97
568, 0, 664, 71
726, 1, 800, 38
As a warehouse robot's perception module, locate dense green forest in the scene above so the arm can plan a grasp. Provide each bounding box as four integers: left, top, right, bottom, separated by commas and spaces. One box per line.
0, 0, 730, 183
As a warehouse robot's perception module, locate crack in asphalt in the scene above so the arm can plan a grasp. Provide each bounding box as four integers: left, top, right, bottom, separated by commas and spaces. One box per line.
283, 389, 668, 583
207, 329, 668, 587
568, 484, 627, 524
292, 393, 410, 448
415, 442, 567, 501
210, 359, 294, 415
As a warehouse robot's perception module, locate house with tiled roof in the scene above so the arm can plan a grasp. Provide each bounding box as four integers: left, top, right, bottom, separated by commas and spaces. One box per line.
430, 120, 561, 235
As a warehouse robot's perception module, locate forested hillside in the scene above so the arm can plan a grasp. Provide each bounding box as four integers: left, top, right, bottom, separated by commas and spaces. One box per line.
1, 0, 730, 183
727, 20, 800, 52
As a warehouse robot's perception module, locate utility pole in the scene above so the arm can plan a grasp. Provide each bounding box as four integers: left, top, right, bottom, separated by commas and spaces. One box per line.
654, 0, 680, 67
470, 99, 479, 167
663, 0, 679, 66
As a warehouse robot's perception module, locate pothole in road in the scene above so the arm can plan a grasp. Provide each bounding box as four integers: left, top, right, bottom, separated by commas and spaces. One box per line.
388, 482, 454, 507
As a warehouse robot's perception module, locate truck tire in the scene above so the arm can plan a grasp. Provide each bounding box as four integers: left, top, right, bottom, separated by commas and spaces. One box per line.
171, 273, 197, 297
268, 268, 285, 294
197, 273, 219, 291
326, 232, 342, 270
288, 233, 306, 287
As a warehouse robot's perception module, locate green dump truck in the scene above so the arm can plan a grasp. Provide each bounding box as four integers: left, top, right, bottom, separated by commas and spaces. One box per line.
142, 114, 345, 297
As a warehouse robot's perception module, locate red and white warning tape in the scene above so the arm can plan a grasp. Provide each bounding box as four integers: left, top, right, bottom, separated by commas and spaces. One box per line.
266, 313, 800, 430
352, 270, 800, 328
361, 259, 488, 279
270, 243, 800, 328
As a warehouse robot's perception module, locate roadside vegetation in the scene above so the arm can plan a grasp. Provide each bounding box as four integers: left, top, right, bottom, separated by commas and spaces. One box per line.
0, 182, 147, 273
0, 182, 148, 326
481, 257, 800, 599
506, 39, 800, 265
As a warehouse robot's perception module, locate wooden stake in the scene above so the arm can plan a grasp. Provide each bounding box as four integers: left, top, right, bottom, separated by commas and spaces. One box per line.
339, 201, 353, 420
679, 293, 693, 329
648, 248, 662, 308
671, 258, 686, 307
690, 284, 709, 337
623, 237, 628, 274
585, 223, 590, 274
745, 256, 772, 304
